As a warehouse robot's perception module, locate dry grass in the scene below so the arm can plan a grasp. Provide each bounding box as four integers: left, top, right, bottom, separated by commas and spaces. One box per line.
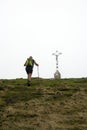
0, 78, 87, 130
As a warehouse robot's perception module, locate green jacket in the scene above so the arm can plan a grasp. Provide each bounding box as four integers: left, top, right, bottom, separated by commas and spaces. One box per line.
24, 58, 34, 67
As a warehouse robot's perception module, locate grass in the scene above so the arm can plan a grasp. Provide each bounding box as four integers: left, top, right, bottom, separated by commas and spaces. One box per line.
0, 78, 87, 130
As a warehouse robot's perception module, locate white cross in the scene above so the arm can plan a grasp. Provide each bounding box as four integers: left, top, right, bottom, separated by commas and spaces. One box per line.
52, 50, 62, 71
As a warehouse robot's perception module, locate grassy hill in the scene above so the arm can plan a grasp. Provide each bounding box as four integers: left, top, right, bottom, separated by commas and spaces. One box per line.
0, 78, 87, 130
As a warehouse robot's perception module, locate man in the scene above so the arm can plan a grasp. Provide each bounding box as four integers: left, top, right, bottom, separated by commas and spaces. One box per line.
24, 56, 39, 86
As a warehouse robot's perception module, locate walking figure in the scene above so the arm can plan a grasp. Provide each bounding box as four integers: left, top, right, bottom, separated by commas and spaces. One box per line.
24, 56, 39, 86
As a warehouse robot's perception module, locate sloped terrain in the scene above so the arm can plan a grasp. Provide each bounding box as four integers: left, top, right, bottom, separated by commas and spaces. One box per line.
0, 78, 87, 130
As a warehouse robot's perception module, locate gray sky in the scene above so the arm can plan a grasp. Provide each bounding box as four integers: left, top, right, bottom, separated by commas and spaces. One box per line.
0, 0, 87, 79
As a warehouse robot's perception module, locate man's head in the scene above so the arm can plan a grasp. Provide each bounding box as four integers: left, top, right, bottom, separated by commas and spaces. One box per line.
29, 56, 33, 59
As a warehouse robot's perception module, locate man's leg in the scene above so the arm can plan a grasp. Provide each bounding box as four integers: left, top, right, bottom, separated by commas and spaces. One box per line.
27, 73, 32, 86
28, 73, 32, 81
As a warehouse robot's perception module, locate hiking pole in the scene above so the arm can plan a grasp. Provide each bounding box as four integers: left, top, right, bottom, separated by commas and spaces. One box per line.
37, 66, 39, 79
37, 66, 41, 87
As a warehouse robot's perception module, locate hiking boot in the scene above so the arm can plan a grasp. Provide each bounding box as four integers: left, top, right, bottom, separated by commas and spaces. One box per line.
28, 83, 30, 86
27, 81, 31, 86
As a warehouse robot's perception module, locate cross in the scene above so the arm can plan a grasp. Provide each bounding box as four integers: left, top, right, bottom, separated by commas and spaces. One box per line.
52, 50, 62, 71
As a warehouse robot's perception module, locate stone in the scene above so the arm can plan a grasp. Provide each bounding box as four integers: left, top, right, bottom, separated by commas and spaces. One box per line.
54, 70, 61, 79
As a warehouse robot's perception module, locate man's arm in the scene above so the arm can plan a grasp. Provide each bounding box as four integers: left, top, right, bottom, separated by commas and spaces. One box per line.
24, 59, 28, 66
34, 60, 39, 66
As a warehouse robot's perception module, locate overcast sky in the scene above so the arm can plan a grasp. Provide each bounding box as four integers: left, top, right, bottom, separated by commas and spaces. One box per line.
0, 0, 87, 79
